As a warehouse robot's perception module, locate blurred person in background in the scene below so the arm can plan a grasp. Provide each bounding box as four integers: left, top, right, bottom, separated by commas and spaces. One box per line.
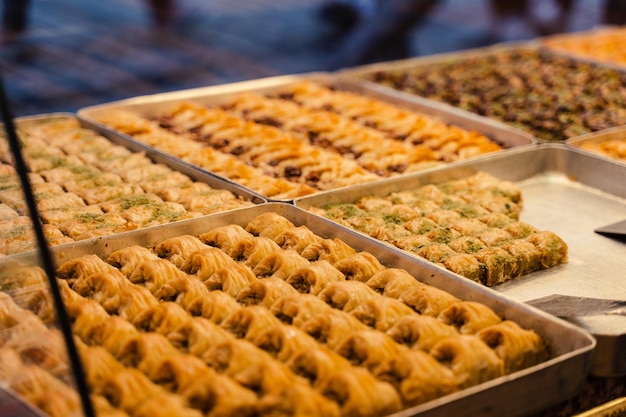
319, 0, 624, 69
2, 0, 175, 45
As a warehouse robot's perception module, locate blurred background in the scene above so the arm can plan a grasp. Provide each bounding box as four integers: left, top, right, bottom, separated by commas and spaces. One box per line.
0, 0, 621, 116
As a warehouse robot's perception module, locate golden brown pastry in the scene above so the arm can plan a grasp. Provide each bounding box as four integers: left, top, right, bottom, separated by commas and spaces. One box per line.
301, 308, 368, 349
203, 264, 258, 297
285, 260, 345, 295
365, 268, 424, 298
430, 335, 504, 389
179, 366, 258, 417
56, 254, 119, 284
71, 269, 130, 312
230, 357, 307, 396
0, 346, 26, 380
374, 349, 458, 407
257, 384, 341, 417
148, 352, 208, 393
526, 231, 568, 268
71, 299, 112, 342
153, 274, 206, 305
398, 285, 461, 317
203, 338, 274, 375
274, 225, 323, 254
245, 212, 296, 239
180, 247, 238, 280
30, 382, 82, 417
6, 362, 68, 404
317, 280, 381, 312
286, 346, 352, 387
253, 323, 320, 362
230, 236, 281, 269
116, 285, 160, 321
8, 327, 70, 380
301, 238, 357, 264
350, 297, 416, 331
85, 316, 139, 358
98, 368, 165, 413
154, 234, 208, 268
335, 329, 406, 372
499, 239, 542, 277
477, 320, 549, 374
443, 253, 485, 283
252, 249, 311, 280
168, 316, 234, 357
236, 277, 299, 308
318, 367, 403, 417
107, 245, 160, 277
77, 342, 125, 390
184, 289, 241, 324
128, 258, 187, 294
133, 394, 203, 417
333, 252, 387, 282
132, 301, 191, 335
199, 224, 253, 256
9, 284, 56, 324
270, 293, 334, 327
221, 305, 283, 341
386, 314, 459, 351
0, 265, 48, 290
117, 332, 179, 374
91, 395, 132, 417
473, 247, 517, 286
437, 301, 502, 334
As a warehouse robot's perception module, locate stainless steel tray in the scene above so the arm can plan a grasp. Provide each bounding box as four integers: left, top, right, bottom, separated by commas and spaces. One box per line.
565, 125, 626, 167
1, 202, 595, 417
337, 41, 626, 143
76, 72, 534, 201
296, 144, 626, 377
7, 113, 266, 205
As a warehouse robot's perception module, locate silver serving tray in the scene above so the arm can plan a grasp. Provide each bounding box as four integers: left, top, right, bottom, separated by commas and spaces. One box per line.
0, 202, 594, 417
565, 125, 626, 167
336, 41, 626, 144
76, 72, 535, 201
4, 113, 266, 204
296, 144, 626, 377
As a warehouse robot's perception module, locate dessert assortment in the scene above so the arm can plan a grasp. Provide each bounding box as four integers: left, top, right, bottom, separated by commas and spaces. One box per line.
0, 213, 550, 417
89, 81, 504, 199
309, 171, 568, 285
0, 117, 253, 255
358, 48, 626, 141
3, 28, 626, 417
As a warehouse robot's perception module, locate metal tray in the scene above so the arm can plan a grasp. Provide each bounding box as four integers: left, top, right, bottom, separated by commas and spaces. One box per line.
1, 202, 595, 417
337, 42, 626, 143
76, 72, 535, 201
3, 113, 265, 204
565, 125, 626, 167
295, 144, 626, 377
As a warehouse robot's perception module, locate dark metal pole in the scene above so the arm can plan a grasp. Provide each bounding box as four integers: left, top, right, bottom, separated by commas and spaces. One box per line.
0, 71, 95, 417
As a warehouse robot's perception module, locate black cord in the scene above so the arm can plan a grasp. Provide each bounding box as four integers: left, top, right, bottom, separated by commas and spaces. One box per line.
0, 72, 95, 417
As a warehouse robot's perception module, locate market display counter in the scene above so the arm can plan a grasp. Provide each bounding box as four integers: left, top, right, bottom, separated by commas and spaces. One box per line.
2, 28, 626, 417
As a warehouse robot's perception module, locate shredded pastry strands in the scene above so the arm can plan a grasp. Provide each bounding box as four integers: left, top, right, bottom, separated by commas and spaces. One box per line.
1, 212, 551, 417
